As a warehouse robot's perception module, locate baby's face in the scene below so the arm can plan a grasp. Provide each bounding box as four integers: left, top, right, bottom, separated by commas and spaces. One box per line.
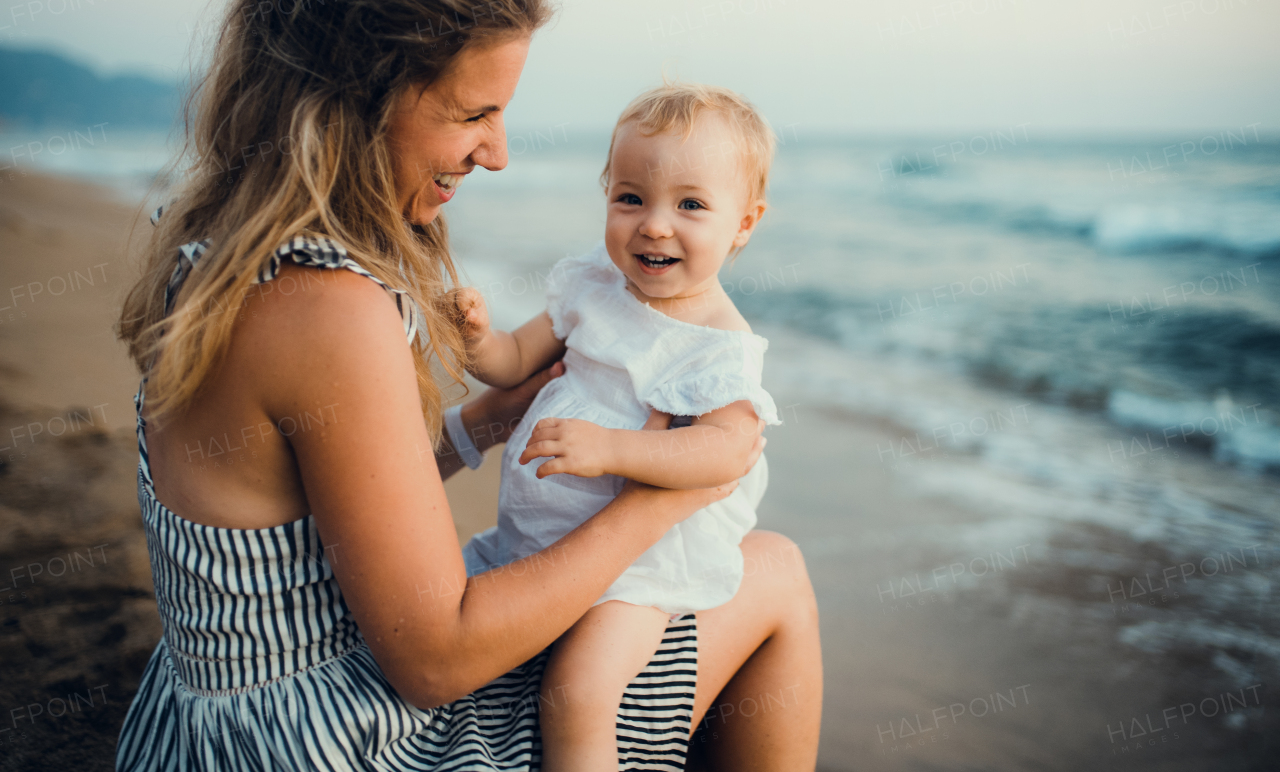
604, 115, 762, 302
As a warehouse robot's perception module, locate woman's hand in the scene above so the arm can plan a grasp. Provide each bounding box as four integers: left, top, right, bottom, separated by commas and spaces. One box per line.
460, 359, 565, 452
435, 361, 563, 481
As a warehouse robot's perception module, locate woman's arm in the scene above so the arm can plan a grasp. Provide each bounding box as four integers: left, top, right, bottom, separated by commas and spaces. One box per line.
253, 271, 732, 709
434, 360, 565, 482
517, 400, 763, 488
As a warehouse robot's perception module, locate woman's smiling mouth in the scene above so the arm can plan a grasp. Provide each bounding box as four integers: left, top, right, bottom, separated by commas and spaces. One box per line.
432, 172, 465, 202
635, 253, 681, 274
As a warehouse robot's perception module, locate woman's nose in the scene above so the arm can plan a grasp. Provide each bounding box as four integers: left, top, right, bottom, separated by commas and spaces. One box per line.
471, 118, 509, 172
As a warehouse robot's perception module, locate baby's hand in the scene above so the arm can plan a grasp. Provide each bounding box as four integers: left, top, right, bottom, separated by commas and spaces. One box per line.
519, 418, 615, 479
453, 287, 490, 346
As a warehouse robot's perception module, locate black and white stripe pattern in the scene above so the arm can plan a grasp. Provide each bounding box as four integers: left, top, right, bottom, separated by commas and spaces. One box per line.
154, 213, 421, 346
117, 227, 697, 770
256, 234, 422, 346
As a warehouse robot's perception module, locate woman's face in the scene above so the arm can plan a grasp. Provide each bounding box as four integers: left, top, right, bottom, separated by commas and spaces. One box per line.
386, 36, 530, 226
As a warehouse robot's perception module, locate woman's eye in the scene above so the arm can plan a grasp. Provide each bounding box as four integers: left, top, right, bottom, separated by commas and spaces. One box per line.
678, 199, 704, 211
618, 193, 642, 205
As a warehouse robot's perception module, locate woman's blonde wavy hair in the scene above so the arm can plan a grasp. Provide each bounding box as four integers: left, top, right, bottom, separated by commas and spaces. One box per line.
118, 0, 551, 440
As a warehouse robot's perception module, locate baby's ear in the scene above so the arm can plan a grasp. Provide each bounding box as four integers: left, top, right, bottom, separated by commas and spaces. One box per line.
733, 199, 768, 248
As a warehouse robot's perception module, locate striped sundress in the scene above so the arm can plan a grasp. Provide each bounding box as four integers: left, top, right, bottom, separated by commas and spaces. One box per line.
115, 231, 698, 771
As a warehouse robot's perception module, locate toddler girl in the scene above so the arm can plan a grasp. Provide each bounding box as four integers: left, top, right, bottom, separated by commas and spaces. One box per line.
456, 83, 779, 771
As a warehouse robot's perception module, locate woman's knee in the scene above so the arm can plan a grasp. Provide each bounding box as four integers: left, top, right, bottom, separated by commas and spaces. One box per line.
741, 530, 816, 624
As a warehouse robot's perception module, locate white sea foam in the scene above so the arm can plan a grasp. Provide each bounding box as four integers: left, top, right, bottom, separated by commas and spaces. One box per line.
761, 326, 1276, 558
1107, 390, 1280, 473
1093, 202, 1280, 255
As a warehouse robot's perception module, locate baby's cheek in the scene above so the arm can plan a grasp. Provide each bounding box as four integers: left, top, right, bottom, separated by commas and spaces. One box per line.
604, 217, 629, 250
603, 232, 637, 277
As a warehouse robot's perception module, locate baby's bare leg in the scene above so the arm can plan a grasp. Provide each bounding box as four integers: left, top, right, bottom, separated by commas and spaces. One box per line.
539, 600, 672, 772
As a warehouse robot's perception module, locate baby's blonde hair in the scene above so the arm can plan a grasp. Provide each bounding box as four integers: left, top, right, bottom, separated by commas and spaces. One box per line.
601, 81, 776, 205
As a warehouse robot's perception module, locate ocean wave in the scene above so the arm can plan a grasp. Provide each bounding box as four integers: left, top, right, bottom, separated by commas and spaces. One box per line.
1093, 203, 1280, 256
738, 285, 1280, 473
1107, 391, 1280, 474
1118, 620, 1280, 664
878, 169, 1280, 257
761, 327, 1278, 555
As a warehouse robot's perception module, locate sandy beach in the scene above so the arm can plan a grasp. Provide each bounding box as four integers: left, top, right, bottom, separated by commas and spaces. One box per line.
2, 171, 1276, 770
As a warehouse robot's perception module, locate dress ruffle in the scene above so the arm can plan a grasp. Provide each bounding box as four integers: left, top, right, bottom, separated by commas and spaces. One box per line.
545, 249, 615, 341
647, 373, 780, 425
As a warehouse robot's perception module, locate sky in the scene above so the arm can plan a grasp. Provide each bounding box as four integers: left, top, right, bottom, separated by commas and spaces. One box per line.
2, 0, 1278, 135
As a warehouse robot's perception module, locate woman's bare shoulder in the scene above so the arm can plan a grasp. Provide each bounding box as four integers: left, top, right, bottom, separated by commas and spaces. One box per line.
246, 261, 400, 326
230, 262, 417, 406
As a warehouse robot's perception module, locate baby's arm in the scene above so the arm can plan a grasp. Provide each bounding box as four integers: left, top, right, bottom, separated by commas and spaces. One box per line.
518, 400, 762, 489
456, 288, 565, 388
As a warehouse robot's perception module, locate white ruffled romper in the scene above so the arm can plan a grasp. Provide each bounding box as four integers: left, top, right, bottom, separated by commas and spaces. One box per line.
463, 244, 780, 614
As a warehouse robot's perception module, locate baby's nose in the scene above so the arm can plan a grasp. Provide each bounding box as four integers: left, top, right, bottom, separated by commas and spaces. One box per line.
639, 215, 673, 239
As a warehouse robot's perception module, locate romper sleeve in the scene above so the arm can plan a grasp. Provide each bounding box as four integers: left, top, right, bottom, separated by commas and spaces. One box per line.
641, 333, 782, 425
545, 242, 613, 340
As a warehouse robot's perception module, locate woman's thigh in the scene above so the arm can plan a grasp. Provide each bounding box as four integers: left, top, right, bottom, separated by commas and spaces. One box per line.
688, 530, 823, 770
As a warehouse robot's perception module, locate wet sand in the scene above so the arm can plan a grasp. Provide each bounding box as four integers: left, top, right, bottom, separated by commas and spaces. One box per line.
758, 407, 1277, 771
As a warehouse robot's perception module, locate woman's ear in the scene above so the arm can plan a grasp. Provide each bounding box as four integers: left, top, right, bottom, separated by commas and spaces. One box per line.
732, 200, 768, 248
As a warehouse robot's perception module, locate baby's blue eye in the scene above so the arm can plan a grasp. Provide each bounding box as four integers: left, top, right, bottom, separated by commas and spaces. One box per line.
678, 199, 704, 211
618, 193, 642, 205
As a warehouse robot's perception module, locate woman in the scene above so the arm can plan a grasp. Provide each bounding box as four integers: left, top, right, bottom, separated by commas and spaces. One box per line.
115, 1, 822, 769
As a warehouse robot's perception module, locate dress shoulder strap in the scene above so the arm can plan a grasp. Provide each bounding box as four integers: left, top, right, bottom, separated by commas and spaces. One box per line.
260, 235, 422, 346
150, 206, 423, 346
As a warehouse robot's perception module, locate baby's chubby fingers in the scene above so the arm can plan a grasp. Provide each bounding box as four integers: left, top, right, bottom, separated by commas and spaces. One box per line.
518, 439, 562, 466
453, 286, 482, 313
453, 287, 490, 336
520, 418, 571, 464
534, 458, 572, 479
523, 418, 563, 447
518, 417, 610, 477
527, 417, 564, 439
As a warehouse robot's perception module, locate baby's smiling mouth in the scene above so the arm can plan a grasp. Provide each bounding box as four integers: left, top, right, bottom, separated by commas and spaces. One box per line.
636, 253, 681, 269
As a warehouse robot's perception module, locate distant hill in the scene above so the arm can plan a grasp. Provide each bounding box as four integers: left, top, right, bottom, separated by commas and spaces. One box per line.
0, 48, 180, 129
